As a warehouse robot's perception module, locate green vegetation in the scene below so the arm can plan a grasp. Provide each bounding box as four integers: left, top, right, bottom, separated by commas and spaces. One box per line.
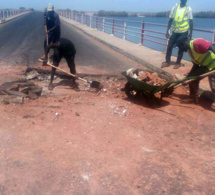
129, 13, 137, 17
96, 10, 128, 17
144, 11, 170, 17
194, 11, 215, 18
144, 11, 215, 18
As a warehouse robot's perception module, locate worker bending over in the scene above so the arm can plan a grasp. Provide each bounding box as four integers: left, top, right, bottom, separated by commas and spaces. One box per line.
176, 37, 215, 104
42, 38, 78, 91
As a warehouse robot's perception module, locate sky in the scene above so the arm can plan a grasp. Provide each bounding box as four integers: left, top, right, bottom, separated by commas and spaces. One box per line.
0, 0, 214, 12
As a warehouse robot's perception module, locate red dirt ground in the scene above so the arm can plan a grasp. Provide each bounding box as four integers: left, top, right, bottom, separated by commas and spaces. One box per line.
0, 64, 215, 194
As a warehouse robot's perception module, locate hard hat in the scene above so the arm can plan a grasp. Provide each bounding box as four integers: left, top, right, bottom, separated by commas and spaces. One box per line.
47, 3, 54, 11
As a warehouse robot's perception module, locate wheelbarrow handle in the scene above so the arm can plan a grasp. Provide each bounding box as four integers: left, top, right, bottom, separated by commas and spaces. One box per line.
174, 69, 215, 89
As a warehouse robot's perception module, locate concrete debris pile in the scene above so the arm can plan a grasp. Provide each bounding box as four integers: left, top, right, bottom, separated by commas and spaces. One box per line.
0, 81, 43, 104
26, 70, 54, 81
126, 68, 167, 86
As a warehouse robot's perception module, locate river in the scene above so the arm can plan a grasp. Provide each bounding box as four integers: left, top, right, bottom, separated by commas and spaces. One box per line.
92, 16, 215, 60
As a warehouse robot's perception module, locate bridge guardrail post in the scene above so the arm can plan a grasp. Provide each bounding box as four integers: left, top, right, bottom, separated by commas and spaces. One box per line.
213, 30, 215, 43
112, 18, 115, 35
90, 16, 92, 27
96, 17, 98, 29
82, 14, 84, 24
140, 21, 144, 45
123, 21, 126, 40
103, 18, 105, 32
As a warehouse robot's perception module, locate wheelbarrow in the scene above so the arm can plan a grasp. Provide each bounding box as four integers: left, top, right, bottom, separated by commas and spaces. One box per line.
121, 69, 215, 106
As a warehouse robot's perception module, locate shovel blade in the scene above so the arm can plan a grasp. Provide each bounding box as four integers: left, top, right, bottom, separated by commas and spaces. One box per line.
90, 81, 103, 89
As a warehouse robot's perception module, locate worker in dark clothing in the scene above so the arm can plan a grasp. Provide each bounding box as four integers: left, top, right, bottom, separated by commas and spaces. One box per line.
176, 37, 215, 104
40, 3, 61, 61
42, 38, 78, 91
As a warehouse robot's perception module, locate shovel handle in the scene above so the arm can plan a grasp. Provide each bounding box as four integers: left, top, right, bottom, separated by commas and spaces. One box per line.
45, 25, 50, 62
46, 62, 88, 83
174, 69, 215, 89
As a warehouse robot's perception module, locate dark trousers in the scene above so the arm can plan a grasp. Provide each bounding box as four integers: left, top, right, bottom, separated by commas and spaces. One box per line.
44, 30, 61, 52
166, 31, 188, 63
187, 64, 209, 99
53, 49, 76, 75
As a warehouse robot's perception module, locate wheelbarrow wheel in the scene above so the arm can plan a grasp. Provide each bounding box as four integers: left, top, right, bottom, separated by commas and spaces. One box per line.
125, 82, 140, 99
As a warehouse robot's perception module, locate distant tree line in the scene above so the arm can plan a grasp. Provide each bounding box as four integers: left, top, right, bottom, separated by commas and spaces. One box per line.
144, 11, 215, 18
60, 9, 215, 18
96, 10, 128, 17
194, 11, 215, 18
58, 9, 85, 14
144, 11, 170, 17
129, 13, 137, 17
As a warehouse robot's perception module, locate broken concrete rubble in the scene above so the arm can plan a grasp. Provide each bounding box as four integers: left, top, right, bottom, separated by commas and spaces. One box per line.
0, 80, 43, 104
127, 68, 167, 86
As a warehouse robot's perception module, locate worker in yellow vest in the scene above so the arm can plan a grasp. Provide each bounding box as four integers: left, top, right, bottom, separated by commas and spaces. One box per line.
176, 37, 215, 104
162, 0, 193, 69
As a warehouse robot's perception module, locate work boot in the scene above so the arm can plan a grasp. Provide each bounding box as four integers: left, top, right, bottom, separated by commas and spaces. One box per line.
161, 62, 170, 68
72, 84, 80, 91
174, 63, 181, 69
181, 91, 199, 105
48, 83, 54, 91
174, 62, 185, 69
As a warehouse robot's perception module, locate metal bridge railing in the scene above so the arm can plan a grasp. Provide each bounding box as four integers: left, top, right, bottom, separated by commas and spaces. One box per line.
0, 9, 27, 20
57, 11, 215, 53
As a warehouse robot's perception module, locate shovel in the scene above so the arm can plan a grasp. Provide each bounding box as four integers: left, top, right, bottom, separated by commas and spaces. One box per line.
162, 69, 215, 96
173, 69, 215, 89
44, 24, 50, 64
46, 62, 103, 89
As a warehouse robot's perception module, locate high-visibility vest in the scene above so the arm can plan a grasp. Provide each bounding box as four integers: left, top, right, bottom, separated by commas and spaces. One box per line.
172, 3, 189, 32
188, 39, 215, 70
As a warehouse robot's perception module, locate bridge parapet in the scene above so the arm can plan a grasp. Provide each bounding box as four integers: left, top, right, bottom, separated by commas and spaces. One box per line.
0, 9, 29, 22
57, 10, 215, 53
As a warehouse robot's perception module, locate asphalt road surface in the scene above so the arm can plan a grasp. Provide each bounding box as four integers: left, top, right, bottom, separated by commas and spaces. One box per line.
0, 11, 142, 73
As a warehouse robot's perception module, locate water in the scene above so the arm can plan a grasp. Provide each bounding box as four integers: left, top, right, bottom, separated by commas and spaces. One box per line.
90, 16, 215, 60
